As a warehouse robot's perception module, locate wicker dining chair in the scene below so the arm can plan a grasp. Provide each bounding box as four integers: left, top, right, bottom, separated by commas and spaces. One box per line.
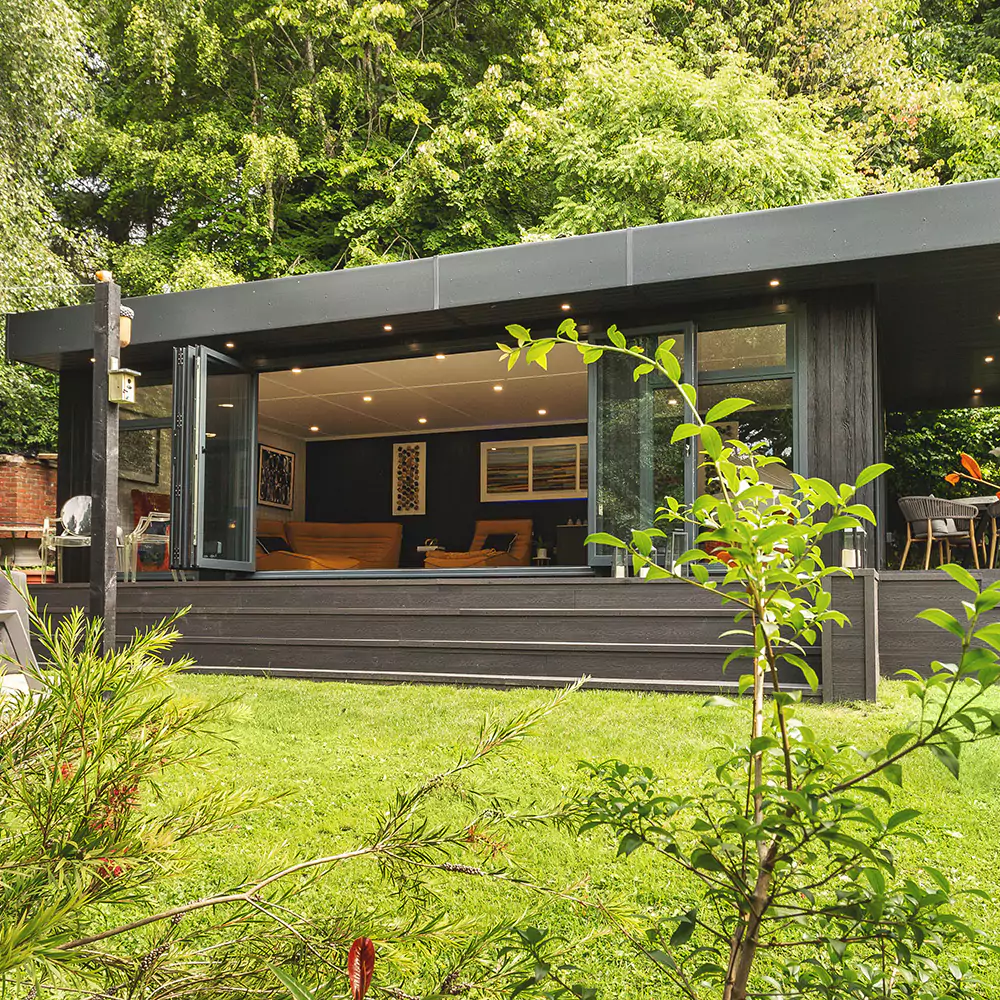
897, 496, 982, 570
982, 499, 1000, 570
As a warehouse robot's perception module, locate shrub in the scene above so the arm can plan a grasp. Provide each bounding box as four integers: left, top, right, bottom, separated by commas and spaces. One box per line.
1, 584, 580, 997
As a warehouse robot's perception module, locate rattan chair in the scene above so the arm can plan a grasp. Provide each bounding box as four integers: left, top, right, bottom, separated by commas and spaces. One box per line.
897, 496, 981, 570
982, 499, 1000, 569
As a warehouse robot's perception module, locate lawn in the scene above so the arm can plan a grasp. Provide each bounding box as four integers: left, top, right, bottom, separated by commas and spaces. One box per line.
163, 675, 1000, 998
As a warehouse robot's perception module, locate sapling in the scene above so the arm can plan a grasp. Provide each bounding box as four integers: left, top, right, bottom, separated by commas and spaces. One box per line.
504, 320, 1000, 1000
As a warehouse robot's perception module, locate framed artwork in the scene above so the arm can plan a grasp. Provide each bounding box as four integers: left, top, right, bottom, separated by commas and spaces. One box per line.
392, 441, 426, 515
480, 436, 587, 501
120, 427, 160, 485
258, 443, 295, 509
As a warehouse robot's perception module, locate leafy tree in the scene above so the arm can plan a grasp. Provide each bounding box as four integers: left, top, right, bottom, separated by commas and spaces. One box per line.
0, 0, 95, 454
502, 319, 1000, 999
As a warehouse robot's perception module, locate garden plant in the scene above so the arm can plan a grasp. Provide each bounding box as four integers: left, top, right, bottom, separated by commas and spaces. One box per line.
502, 320, 1000, 1000
0, 585, 581, 999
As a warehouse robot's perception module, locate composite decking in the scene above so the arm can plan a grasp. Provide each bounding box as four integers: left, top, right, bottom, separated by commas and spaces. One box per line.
28, 569, 997, 696
29, 574, 817, 694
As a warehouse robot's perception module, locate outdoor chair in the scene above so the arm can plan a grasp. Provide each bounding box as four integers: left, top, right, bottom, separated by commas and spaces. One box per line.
897, 496, 981, 570
40, 496, 125, 583
983, 499, 1000, 570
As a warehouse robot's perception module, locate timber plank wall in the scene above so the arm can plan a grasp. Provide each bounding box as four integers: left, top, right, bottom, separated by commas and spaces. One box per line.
878, 570, 1000, 675
29, 576, 816, 695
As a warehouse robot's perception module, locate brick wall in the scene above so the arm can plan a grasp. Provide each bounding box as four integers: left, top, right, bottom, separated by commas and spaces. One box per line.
0, 454, 58, 528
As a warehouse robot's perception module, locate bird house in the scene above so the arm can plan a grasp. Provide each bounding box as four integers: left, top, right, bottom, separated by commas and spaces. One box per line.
108, 360, 141, 404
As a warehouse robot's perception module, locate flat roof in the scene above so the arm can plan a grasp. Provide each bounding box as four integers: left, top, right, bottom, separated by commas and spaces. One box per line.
9, 178, 1000, 371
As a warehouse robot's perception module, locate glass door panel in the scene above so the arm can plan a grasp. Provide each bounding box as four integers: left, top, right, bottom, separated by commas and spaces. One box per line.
589, 325, 693, 566
171, 346, 257, 573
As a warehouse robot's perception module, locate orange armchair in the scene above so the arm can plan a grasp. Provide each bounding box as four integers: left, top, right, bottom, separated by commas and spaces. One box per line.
423, 519, 533, 569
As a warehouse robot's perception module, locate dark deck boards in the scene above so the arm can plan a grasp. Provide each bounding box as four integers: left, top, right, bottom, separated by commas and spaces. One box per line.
29, 575, 816, 694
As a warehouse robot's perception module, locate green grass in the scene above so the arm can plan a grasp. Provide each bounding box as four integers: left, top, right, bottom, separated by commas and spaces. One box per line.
163, 676, 1000, 997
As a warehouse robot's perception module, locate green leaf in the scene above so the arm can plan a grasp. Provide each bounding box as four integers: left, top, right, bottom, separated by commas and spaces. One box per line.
679, 383, 697, 409
585, 532, 627, 549
705, 397, 754, 424
854, 462, 892, 489
887, 808, 921, 830
632, 363, 655, 381
608, 326, 626, 349
670, 422, 702, 443
618, 832, 644, 856
883, 763, 903, 787
557, 318, 578, 340
700, 424, 722, 460
271, 966, 317, 1000
916, 608, 965, 638
939, 563, 980, 594
928, 743, 960, 780
582, 347, 604, 364
506, 324, 530, 342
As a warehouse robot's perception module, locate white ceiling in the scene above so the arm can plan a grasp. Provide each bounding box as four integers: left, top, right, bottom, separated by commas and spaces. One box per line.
258, 345, 588, 440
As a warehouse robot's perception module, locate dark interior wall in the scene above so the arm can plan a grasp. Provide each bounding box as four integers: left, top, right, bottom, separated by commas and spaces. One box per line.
305, 424, 589, 567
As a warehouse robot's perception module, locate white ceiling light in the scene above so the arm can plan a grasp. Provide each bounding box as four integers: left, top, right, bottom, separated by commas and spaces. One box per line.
435, 353, 446, 360
493, 384, 503, 392
383, 324, 393, 332
309, 425, 320, 432
537, 408, 547, 415
362, 395, 373, 402
291, 367, 302, 374
418, 417, 428, 424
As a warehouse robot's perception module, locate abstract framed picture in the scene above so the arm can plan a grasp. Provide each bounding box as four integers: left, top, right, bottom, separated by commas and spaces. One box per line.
258, 443, 295, 510
392, 441, 426, 516
120, 427, 160, 485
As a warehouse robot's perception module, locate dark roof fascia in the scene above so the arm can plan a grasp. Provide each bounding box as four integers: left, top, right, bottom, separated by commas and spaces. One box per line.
9, 178, 1000, 369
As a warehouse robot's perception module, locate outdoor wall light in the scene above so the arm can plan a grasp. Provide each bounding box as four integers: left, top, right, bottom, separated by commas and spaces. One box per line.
974, 388, 983, 395
119, 305, 134, 348
560, 303, 571, 311
225, 341, 235, 349
769, 278, 781, 287
291, 367, 302, 374
383, 324, 393, 332
435, 353, 446, 360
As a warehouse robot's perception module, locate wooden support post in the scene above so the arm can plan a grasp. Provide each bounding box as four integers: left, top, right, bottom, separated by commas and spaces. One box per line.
89, 279, 121, 655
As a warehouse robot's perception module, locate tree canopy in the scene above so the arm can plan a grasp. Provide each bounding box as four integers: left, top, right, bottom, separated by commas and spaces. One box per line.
5, 0, 1000, 449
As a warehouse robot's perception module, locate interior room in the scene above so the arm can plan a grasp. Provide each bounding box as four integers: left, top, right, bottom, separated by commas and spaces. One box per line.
254, 344, 590, 571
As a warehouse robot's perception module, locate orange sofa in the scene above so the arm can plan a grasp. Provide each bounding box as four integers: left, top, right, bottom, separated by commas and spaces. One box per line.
423, 519, 532, 569
256, 519, 402, 570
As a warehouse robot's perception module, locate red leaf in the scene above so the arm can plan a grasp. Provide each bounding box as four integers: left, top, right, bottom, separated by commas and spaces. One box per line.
960, 453, 983, 480
348, 937, 375, 1000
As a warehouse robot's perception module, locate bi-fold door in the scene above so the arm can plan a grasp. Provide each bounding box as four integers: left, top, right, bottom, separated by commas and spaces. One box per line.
171, 346, 257, 573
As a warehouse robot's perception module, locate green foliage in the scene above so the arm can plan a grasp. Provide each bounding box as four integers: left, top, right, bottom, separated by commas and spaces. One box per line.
506, 320, 1000, 998
2, 579, 586, 998
884, 406, 1000, 503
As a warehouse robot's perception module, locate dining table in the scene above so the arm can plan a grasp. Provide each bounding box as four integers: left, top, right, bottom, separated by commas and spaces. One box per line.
954, 495, 1000, 569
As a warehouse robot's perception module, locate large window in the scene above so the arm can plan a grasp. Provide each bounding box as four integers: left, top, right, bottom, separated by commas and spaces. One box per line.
592, 314, 799, 565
